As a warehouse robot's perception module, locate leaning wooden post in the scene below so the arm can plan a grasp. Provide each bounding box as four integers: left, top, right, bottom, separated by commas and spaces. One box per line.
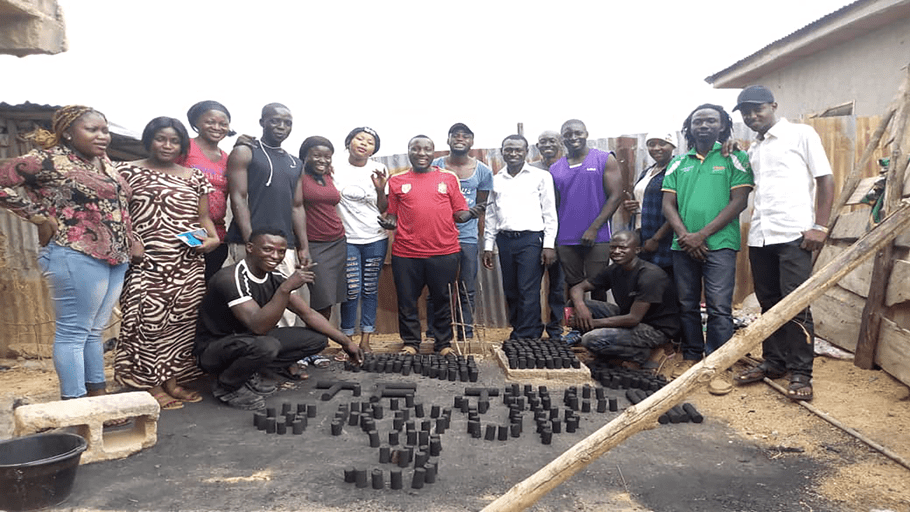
854, 67, 910, 369
481, 201, 910, 512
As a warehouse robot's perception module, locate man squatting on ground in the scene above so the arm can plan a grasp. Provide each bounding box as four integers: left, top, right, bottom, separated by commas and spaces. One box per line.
426, 123, 493, 341
566, 231, 680, 365
380, 135, 482, 356
531, 131, 567, 341
195, 228, 364, 411
732, 86, 834, 402
225, 103, 309, 328
482, 134, 558, 340
549, 119, 624, 302
662, 104, 754, 394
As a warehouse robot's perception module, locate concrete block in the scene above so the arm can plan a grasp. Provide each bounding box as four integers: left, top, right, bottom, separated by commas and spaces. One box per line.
13, 391, 159, 464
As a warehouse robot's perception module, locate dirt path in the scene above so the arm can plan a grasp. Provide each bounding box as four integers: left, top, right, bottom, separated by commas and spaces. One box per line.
1, 328, 908, 511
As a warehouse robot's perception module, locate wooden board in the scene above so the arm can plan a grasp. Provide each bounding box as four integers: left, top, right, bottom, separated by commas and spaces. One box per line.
492, 347, 592, 385
812, 285, 865, 352
896, 226, 910, 249
830, 209, 872, 240
813, 243, 872, 299
846, 176, 882, 205
886, 259, 910, 306
876, 318, 910, 387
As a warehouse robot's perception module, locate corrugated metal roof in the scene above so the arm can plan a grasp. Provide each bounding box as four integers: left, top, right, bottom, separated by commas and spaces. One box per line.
705, 0, 910, 88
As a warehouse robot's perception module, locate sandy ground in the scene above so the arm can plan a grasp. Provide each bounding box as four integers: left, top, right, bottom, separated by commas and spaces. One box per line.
2, 327, 909, 511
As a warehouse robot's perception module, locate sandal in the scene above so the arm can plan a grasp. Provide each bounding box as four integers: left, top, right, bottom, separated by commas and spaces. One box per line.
735, 364, 786, 385
275, 363, 309, 381
151, 391, 184, 410
103, 417, 131, 428
302, 355, 331, 369
168, 385, 203, 403
787, 374, 813, 401
400, 346, 418, 355
333, 351, 349, 362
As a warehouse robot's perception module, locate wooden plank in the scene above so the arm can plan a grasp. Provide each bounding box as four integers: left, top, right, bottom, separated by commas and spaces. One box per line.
896, 227, 910, 249
830, 209, 871, 240
813, 285, 865, 353
855, 244, 894, 368
876, 318, 910, 387
845, 176, 882, 205
481, 202, 910, 512
886, 259, 910, 306
813, 243, 872, 299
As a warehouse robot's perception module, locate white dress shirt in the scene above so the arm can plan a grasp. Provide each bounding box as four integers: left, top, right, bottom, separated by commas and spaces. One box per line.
483, 163, 558, 251
747, 118, 833, 246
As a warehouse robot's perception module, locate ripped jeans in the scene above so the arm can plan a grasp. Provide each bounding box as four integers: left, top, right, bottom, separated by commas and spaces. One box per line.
340, 238, 388, 336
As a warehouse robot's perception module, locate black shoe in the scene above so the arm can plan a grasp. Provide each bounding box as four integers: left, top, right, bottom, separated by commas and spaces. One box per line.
245, 372, 278, 396
213, 382, 265, 411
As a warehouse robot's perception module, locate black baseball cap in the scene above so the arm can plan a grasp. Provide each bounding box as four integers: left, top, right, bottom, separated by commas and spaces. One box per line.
733, 85, 775, 111
448, 122, 474, 136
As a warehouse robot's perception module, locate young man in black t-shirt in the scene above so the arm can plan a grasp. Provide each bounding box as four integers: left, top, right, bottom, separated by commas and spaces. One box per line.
196, 228, 363, 410
567, 231, 679, 365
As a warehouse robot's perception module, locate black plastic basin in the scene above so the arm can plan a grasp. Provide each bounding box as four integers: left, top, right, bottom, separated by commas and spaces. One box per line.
0, 433, 87, 511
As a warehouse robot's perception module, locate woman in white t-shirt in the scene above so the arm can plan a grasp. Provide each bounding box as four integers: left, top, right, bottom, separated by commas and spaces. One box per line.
333, 127, 388, 354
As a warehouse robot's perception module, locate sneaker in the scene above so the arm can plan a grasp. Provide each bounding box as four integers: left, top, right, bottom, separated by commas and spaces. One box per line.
245, 372, 278, 396
563, 330, 582, 346
708, 371, 733, 396
671, 359, 698, 379
213, 382, 265, 411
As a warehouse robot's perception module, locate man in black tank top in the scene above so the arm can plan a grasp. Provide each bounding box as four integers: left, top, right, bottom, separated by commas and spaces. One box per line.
225, 103, 309, 327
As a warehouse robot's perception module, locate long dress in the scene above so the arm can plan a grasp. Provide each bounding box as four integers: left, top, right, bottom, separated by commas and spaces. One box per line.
115, 164, 213, 388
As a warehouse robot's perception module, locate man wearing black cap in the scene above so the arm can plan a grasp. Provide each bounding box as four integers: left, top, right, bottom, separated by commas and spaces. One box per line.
427, 123, 493, 341
732, 86, 834, 401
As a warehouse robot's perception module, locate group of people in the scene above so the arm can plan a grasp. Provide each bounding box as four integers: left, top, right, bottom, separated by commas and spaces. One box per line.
557, 87, 832, 402
0, 84, 833, 413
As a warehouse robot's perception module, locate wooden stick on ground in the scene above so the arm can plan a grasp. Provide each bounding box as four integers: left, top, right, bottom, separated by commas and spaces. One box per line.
481, 200, 910, 512
448, 282, 463, 356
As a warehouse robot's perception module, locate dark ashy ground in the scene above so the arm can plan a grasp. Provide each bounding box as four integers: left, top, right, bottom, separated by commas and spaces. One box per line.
56, 359, 838, 512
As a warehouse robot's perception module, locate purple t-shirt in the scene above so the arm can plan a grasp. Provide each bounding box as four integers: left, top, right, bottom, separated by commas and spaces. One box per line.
549, 148, 613, 245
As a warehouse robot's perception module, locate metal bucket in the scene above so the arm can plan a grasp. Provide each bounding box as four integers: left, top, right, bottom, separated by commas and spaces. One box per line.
0, 432, 87, 511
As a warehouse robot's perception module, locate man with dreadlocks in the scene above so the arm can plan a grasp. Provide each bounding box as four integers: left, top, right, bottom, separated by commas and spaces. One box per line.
661, 104, 753, 395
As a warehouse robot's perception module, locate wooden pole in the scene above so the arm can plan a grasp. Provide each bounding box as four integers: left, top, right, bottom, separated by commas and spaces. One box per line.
854, 67, 910, 369
826, 108, 895, 229
481, 201, 910, 512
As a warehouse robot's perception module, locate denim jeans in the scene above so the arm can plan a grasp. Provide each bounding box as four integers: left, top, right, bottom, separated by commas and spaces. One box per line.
579, 300, 668, 364
426, 242, 478, 339
340, 239, 388, 336
38, 243, 128, 398
672, 249, 736, 360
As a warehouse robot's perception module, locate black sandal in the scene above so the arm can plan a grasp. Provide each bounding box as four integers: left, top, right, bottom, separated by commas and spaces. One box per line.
735, 364, 786, 385
787, 374, 813, 401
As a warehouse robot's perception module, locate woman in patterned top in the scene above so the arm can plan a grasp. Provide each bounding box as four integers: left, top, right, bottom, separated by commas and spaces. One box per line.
0, 105, 136, 400
116, 117, 220, 410
178, 100, 235, 281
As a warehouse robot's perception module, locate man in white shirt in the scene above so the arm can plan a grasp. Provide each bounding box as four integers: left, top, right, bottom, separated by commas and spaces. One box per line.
482, 135, 558, 340
732, 86, 834, 401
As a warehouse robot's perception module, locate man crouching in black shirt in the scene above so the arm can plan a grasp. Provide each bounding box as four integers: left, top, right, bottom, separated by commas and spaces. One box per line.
195, 227, 363, 410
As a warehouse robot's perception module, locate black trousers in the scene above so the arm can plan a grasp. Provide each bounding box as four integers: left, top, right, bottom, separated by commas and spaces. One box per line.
749, 239, 815, 377
497, 231, 545, 340
392, 253, 458, 351
198, 327, 328, 391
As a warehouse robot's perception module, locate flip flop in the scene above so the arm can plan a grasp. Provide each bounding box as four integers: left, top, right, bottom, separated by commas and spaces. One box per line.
303, 355, 331, 368
788, 374, 813, 401
333, 351, 349, 362
151, 391, 184, 410
735, 364, 786, 385
169, 385, 203, 403
103, 417, 131, 428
